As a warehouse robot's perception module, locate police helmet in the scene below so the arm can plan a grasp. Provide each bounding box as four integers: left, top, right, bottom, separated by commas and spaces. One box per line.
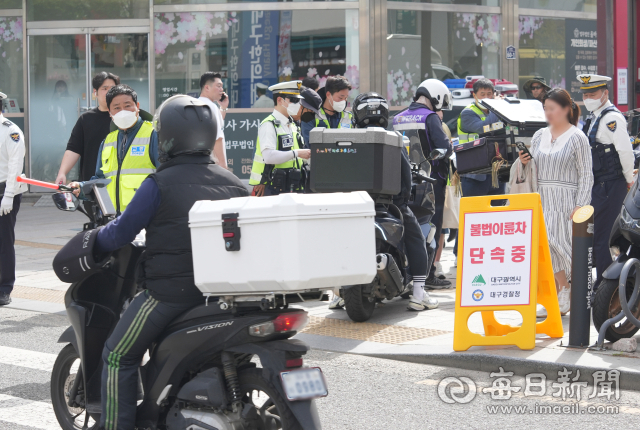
154, 95, 218, 162
352, 92, 390, 128
53, 228, 109, 283
414, 79, 452, 111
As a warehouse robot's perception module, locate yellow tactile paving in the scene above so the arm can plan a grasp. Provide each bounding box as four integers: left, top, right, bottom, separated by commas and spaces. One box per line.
301, 315, 450, 344
15, 240, 63, 250
10, 285, 66, 303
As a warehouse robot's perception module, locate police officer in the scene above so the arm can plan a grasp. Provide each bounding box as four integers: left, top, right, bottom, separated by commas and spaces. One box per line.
73, 95, 248, 430
300, 75, 353, 145
578, 74, 634, 288
249, 81, 311, 196
0, 91, 28, 305
393, 79, 453, 290
70, 84, 158, 215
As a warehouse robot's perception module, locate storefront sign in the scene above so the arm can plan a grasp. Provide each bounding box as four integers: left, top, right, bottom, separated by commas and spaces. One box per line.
617, 68, 628, 105
565, 19, 598, 101
505, 45, 516, 60
224, 112, 265, 180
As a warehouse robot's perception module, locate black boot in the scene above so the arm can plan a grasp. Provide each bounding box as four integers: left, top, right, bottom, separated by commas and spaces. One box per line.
0, 292, 11, 305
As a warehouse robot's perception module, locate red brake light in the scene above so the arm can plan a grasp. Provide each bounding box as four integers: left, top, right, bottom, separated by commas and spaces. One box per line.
273, 313, 309, 333
286, 358, 303, 368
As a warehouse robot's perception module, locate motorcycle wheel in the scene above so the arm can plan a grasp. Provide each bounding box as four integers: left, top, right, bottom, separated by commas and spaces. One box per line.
592, 278, 640, 342
343, 285, 375, 322
51, 344, 99, 430
239, 368, 303, 430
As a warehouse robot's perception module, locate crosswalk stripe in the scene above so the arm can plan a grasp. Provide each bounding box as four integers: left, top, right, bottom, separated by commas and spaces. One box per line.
0, 346, 58, 372
0, 394, 60, 429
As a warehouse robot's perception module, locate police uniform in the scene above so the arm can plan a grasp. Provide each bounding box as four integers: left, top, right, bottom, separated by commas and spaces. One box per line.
249, 81, 306, 195
0, 91, 28, 304
578, 74, 635, 286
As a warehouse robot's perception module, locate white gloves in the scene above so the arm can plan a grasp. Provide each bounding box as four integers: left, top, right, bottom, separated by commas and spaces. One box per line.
0, 195, 13, 216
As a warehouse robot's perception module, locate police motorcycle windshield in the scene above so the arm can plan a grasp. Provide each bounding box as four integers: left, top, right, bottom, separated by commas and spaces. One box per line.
407, 134, 430, 173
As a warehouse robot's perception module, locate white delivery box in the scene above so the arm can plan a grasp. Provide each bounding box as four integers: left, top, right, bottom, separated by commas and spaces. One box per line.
189, 191, 377, 296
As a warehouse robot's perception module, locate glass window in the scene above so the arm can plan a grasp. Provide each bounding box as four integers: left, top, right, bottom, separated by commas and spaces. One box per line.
155, 0, 356, 3
388, 0, 498, 4
519, 16, 598, 101
387, 11, 500, 105
519, 0, 596, 13
27, 0, 149, 21
0, 0, 22, 9
0, 17, 23, 114
154, 10, 360, 108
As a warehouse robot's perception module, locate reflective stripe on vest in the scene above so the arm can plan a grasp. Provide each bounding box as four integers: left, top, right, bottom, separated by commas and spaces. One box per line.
249, 115, 302, 186
456, 104, 486, 144
100, 121, 156, 213
314, 108, 353, 129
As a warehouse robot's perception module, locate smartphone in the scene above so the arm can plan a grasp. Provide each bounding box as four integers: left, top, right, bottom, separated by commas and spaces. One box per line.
516, 141, 532, 160
220, 93, 227, 102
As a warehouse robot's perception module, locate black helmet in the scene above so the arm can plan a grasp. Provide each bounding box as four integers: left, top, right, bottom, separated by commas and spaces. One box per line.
352, 92, 389, 129
154, 95, 218, 162
53, 228, 109, 283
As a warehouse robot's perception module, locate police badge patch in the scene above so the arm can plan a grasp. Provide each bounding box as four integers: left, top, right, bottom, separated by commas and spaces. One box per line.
606, 121, 617, 132
10, 133, 20, 142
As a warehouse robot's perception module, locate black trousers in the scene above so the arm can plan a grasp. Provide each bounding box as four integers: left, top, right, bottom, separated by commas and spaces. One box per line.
593, 177, 628, 286
400, 204, 428, 279
0, 194, 21, 294
429, 175, 447, 276
100, 291, 195, 430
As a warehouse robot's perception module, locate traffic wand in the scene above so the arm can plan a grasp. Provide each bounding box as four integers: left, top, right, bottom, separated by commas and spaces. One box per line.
16, 176, 75, 192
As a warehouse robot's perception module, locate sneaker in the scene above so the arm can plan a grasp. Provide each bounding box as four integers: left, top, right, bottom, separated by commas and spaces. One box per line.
0, 292, 11, 306
328, 294, 344, 309
408, 291, 439, 311
536, 304, 547, 318
434, 262, 445, 279
452, 258, 457, 268
558, 287, 571, 315
425, 275, 452, 290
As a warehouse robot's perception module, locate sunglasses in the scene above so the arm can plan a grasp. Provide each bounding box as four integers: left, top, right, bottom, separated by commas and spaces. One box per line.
531, 85, 543, 90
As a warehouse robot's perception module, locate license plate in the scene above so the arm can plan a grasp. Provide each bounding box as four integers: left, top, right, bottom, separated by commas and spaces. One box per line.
280, 367, 328, 401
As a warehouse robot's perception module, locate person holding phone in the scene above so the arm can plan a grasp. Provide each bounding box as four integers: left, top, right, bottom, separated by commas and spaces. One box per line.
518, 88, 593, 317
198, 72, 228, 168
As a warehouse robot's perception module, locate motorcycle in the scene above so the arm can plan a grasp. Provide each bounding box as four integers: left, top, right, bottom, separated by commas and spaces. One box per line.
49, 179, 325, 430
592, 174, 640, 342
340, 146, 447, 322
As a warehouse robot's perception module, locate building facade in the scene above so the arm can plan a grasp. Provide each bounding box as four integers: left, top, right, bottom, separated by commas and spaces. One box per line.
0, 0, 598, 182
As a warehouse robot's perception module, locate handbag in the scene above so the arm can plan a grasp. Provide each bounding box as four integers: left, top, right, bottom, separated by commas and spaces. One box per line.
442, 168, 461, 229
508, 158, 538, 194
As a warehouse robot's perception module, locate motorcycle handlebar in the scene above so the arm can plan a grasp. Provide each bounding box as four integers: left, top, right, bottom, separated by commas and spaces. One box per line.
413, 173, 437, 184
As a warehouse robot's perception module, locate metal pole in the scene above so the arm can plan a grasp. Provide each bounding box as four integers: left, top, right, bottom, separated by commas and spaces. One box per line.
568, 205, 594, 348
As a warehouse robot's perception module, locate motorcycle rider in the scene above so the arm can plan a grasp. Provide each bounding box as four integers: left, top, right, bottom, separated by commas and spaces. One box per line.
80, 95, 248, 430
578, 74, 634, 289
393, 79, 453, 290
353, 92, 439, 311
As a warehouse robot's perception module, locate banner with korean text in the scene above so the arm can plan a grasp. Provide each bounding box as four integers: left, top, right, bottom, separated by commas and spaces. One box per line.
453, 193, 564, 351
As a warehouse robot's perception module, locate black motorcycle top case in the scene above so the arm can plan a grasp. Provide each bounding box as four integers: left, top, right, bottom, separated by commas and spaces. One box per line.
454, 135, 514, 175
309, 128, 403, 195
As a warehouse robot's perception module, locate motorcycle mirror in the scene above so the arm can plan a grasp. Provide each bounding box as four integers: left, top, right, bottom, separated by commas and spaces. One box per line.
51, 192, 80, 212
429, 148, 448, 161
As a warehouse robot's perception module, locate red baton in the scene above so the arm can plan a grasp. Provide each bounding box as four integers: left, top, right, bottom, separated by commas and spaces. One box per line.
16, 176, 74, 191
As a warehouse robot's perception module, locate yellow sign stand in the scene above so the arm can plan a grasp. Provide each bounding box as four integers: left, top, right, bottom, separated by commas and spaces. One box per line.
453, 193, 564, 351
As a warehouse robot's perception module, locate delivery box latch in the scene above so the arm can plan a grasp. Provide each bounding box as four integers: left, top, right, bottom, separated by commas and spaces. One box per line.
222, 213, 241, 252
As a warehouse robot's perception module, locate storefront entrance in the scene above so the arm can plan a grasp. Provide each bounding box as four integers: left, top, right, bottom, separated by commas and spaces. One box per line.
28, 29, 149, 182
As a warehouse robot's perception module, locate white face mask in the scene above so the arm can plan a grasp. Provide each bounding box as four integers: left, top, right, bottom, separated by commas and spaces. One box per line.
583, 93, 606, 112
112, 109, 138, 129
330, 95, 347, 113
474, 96, 485, 109
286, 102, 301, 116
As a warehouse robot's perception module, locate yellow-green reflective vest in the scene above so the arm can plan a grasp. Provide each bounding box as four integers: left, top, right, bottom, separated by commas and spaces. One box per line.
100, 120, 156, 213
456, 103, 487, 144
314, 108, 352, 129
249, 115, 303, 186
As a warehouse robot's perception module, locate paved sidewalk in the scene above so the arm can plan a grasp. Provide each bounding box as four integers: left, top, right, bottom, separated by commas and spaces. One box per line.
5, 203, 640, 390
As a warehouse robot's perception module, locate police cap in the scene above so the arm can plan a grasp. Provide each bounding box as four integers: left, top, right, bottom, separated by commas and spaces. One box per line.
577, 74, 611, 93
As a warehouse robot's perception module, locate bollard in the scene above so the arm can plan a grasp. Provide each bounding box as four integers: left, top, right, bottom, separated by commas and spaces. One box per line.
568, 205, 594, 348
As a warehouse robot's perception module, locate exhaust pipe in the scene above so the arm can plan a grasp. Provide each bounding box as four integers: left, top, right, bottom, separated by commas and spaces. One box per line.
376, 253, 404, 295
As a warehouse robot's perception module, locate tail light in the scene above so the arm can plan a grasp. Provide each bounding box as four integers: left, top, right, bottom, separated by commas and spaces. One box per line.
249, 312, 309, 337
285, 358, 303, 368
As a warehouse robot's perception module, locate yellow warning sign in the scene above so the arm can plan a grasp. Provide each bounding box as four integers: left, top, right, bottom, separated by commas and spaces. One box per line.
453, 193, 564, 351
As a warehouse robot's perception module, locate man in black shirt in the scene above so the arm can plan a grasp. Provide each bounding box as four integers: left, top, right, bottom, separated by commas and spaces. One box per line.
55, 72, 119, 184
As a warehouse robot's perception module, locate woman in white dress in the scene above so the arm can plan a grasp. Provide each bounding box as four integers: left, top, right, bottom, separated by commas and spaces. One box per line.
519, 88, 593, 316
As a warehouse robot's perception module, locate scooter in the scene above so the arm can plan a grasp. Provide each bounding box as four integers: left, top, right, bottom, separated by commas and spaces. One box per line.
48, 179, 325, 430
592, 174, 640, 342
340, 148, 447, 322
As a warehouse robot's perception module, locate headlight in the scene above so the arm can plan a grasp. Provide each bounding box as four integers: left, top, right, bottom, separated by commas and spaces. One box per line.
621, 206, 633, 224
610, 246, 621, 259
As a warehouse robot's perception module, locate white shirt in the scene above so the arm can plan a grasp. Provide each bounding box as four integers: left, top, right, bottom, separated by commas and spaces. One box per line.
198, 96, 227, 161
587, 100, 634, 183
257, 110, 302, 165
539, 125, 579, 154
252, 95, 274, 109
0, 114, 27, 197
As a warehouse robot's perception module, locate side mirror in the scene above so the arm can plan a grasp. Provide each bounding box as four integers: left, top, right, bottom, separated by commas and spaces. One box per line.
52, 192, 80, 212
429, 148, 448, 161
